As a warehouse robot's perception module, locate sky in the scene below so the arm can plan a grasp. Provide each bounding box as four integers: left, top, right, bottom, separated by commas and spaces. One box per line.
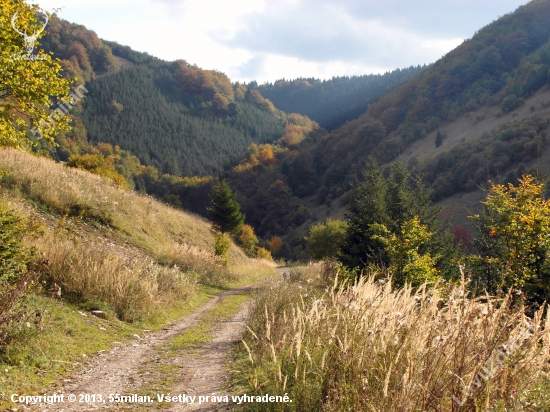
31, 0, 530, 84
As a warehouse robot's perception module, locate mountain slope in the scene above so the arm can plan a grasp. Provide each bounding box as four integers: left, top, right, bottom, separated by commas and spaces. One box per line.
40, 16, 288, 177
255, 66, 426, 131
0, 147, 276, 409
221, 0, 550, 258
81, 61, 284, 176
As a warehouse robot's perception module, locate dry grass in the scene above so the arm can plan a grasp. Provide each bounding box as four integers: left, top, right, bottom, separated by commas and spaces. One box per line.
0, 147, 247, 265
243, 267, 550, 411
159, 242, 236, 286
35, 233, 195, 322
0, 147, 274, 322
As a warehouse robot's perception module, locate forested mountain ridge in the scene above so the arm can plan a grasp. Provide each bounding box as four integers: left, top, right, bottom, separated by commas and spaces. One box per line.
218, 0, 550, 259
39, 15, 289, 176
81, 61, 286, 176
254, 66, 426, 131
28, 14, 323, 237
288, 0, 550, 200
29, 2, 550, 261
30, 13, 430, 248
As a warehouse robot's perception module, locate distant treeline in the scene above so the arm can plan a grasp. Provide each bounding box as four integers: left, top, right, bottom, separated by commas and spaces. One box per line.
254, 66, 426, 131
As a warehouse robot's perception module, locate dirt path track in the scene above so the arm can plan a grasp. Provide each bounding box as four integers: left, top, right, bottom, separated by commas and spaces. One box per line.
26, 280, 269, 412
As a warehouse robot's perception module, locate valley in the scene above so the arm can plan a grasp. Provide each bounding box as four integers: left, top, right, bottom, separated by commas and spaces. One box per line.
3, 0, 550, 409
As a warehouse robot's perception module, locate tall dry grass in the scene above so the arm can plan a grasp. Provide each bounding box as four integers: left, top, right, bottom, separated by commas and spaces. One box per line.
35, 234, 196, 322
159, 242, 236, 286
0, 147, 275, 322
243, 268, 550, 411
0, 148, 248, 265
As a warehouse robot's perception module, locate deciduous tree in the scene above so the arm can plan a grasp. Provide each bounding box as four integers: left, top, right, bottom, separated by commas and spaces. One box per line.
470, 175, 550, 301
238, 224, 258, 257
1, 2, 71, 149
306, 218, 347, 261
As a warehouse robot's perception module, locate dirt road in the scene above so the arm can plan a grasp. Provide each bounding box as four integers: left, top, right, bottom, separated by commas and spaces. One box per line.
25, 280, 269, 412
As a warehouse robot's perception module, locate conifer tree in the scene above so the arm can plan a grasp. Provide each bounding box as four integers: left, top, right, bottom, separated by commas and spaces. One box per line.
340, 159, 458, 281
207, 181, 245, 234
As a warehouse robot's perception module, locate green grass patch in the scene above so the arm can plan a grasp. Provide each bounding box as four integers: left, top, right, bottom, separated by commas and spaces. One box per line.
0, 295, 137, 408
169, 293, 249, 353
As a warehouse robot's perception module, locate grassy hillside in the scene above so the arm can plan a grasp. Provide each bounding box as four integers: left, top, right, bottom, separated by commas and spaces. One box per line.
0, 148, 275, 406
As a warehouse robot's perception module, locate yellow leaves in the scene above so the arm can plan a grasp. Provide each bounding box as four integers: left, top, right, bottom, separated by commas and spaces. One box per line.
470, 174, 550, 293
278, 113, 319, 147
233, 143, 279, 172
1, 1, 71, 148
238, 224, 258, 257
371, 216, 439, 287
256, 247, 273, 260
258, 146, 276, 164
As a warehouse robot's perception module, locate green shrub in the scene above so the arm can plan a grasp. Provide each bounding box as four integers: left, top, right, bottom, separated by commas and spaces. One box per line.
0, 206, 38, 344
214, 232, 232, 266
305, 218, 347, 261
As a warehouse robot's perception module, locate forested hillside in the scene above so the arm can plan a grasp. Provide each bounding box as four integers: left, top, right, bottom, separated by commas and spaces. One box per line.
281, 0, 550, 202
40, 16, 117, 81
255, 66, 425, 131
81, 62, 285, 176
214, 0, 550, 259
31, 1, 550, 262
39, 16, 287, 177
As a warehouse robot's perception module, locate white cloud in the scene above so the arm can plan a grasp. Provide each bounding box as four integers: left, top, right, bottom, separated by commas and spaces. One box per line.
228, 54, 392, 84
29, 0, 529, 82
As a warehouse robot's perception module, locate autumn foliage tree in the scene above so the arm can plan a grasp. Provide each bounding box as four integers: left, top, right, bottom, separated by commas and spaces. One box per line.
451, 225, 473, 252
256, 247, 272, 260
0, 2, 71, 149
66, 153, 128, 187
258, 146, 276, 164
371, 216, 440, 287
470, 175, 550, 301
238, 224, 258, 257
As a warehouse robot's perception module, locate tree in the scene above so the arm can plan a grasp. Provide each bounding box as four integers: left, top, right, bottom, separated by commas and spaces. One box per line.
451, 225, 473, 252
258, 146, 276, 164
66, 153, 128, 187
435, 130, 443, 148
207, 181, 245, 234
214, 233, 232, 266
306, 218, 347, 261
469, 175, 550, 301
340, 159, 457, 280
256, 247, 272, 260
371, 216, 439, 287
267, 236, 283, 253
1, 2, 71, 149
238, 224, 258, 257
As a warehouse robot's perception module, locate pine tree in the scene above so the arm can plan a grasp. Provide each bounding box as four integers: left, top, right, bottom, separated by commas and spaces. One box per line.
207, 181, 245, 234
339, 159, 459, 282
